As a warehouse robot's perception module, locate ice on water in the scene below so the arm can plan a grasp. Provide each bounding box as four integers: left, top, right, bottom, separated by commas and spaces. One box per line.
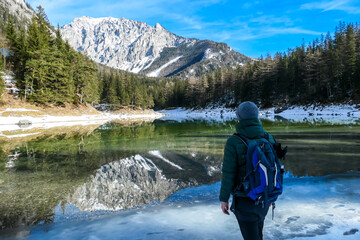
26, 173, 360, 240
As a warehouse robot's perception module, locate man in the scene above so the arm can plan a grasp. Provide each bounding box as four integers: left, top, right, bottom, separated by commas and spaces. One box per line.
220, 101, 276, 240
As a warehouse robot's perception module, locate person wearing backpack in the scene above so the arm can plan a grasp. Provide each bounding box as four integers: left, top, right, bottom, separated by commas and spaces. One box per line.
219, 101, 286, 240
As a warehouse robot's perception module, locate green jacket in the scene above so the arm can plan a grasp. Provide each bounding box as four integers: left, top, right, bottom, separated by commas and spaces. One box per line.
219, 118, 275, 202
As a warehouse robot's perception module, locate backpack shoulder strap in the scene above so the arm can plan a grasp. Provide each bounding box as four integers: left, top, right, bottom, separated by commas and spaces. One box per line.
233, 133, 248, 147
264, 132, 270, 141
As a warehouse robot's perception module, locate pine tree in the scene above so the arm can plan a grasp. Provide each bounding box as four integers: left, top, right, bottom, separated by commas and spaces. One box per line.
74, 55, 99, 104
12, 26, 28, 93
25, 46, 74, 104
0, 66, 4, 96
0, 30, 8, 70
354, 24, 360, 99
5, 16, 16, 45
107, 72, 119, 105
344, 24, 356, 96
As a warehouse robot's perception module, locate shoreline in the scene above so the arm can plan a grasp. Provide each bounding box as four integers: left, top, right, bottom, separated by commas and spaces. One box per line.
0, 107, 165, 139
0, 103, 359, 139
1, 72, 165, 137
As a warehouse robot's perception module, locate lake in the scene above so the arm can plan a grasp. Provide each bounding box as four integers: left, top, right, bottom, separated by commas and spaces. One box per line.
0, 119, 359, 239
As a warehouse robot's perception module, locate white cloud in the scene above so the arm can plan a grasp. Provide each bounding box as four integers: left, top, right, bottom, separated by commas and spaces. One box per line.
168, 14, 204, 30
196, 26, 322, 42
199, 13, 321, 42
188, 0, 226, 7
248, 15, 294, 26
300, 0, 360, 14
28, 0, 75, 11
265, 27, 322, 36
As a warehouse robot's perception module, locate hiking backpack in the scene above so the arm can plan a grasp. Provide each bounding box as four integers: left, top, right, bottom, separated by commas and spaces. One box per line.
233, 133, 285, 205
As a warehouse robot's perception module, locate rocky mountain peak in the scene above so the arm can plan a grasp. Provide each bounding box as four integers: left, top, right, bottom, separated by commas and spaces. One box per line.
61, 16, 252, 78
155, 22, 164, 30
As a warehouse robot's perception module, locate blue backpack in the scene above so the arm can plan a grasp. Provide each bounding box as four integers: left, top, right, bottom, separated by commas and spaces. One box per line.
233, 133, 284, 206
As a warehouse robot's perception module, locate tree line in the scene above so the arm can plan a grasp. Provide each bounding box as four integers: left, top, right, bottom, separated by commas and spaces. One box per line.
99, 69, 155, 109
98, 67, 191, 109
165, 21, 360, 108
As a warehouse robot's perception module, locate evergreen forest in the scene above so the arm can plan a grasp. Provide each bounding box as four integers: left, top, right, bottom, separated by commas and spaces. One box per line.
1, 6, 360, 109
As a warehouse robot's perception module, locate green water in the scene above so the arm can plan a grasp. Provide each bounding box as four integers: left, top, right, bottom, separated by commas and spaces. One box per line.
0, 119, 359, 231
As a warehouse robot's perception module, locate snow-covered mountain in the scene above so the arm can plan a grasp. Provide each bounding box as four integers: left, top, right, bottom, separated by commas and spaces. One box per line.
0, 0, 34, 23
61, 16, 252, 78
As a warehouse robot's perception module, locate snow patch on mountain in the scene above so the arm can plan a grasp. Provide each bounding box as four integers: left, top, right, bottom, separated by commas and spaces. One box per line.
202, 48, 217, 61
147, 56, 183, 77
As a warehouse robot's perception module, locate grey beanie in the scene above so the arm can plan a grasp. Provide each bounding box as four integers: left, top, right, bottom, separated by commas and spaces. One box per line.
236, 101, 259, 120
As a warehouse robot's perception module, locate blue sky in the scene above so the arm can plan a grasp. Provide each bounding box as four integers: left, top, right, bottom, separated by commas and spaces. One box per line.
27, 0, 360, 58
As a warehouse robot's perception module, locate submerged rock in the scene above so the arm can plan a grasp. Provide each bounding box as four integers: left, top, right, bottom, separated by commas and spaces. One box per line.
17, 119, 32, 127
274, 106, 288, 114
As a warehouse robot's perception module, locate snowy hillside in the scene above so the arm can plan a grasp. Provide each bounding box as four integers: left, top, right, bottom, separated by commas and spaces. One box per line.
61, 16, 251, 78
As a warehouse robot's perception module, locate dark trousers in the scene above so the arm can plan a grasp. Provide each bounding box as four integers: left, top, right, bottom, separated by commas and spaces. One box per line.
230, 196, 270, 240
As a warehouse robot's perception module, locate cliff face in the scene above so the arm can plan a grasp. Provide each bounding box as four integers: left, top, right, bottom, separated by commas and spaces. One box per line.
0, 0, 34, 23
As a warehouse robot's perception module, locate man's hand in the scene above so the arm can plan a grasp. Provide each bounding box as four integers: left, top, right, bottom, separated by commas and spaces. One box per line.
221, 201, 230, 215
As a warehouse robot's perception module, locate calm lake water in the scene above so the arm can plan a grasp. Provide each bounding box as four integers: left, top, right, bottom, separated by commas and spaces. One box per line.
0, 119, 359, 239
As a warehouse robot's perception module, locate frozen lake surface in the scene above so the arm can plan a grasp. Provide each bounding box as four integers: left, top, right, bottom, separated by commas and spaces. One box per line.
0, 119, 359, 239
22, 173, 360, 240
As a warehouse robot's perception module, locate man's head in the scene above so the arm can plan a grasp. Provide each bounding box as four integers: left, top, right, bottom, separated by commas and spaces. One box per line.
236, 101, 259, 121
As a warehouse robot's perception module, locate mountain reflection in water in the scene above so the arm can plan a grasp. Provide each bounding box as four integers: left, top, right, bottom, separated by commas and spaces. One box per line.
68, 152, 217, 211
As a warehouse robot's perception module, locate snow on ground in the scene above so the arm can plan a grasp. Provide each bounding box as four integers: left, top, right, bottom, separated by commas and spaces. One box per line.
159, 104, 360, 124
15, 173, 360, 240
261, 104, 360, 124
2, 72, 19, 96
147, 56, 183, 77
